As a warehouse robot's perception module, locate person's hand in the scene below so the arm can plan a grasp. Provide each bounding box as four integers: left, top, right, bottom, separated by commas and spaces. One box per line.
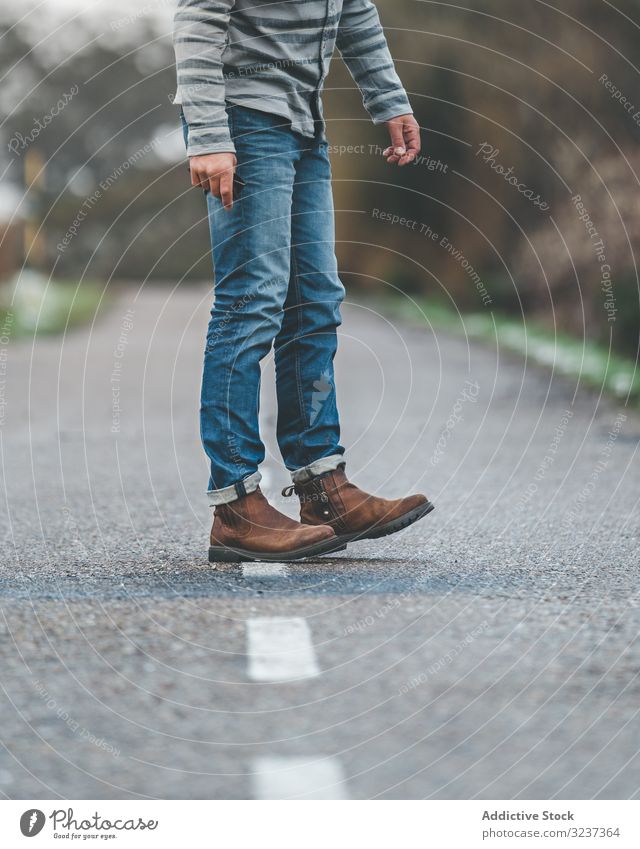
189, 152, 237, 210
383, 114, 421, 166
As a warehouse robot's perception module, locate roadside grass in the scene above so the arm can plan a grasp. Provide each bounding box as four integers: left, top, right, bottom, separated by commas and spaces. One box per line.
0, 272, 105, 337
374, 292, 640, 407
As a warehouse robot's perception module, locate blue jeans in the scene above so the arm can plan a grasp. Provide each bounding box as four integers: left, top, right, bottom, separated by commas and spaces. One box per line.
181, 105, 346, 504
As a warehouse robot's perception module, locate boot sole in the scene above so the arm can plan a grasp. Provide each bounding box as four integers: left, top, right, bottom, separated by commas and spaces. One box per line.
337, 500, 435, 544
208, 536, 346, 564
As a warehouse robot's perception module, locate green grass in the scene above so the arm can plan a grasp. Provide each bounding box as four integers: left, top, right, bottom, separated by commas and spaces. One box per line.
0, 273, 105, 337
374, 292, 640, 406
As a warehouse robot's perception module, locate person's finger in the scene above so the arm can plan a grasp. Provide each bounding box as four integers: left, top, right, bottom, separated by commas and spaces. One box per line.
398, 142, 418, 165
219, 170, 234, 210
383, 144, 401, 164
387, 120, 405, 153
190, 163, 201, 188
208, 174, 221, 198
404, 122, 421, 155
397, 122, 421, 167
193, 167, 209, 190
385, 119, 409, 165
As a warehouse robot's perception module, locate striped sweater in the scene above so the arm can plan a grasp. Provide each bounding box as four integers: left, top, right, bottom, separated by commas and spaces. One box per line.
173, 0, 412, 156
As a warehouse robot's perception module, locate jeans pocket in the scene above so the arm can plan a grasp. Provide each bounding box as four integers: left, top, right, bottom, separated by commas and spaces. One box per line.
226, 103, 236, 142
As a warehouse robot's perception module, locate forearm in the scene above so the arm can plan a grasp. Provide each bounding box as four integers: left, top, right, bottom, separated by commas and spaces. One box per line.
336, 0, 412, 123
173, 0, 236, 156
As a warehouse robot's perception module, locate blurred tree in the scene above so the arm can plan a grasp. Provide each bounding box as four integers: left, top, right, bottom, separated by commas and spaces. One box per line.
1, 0, 638, 357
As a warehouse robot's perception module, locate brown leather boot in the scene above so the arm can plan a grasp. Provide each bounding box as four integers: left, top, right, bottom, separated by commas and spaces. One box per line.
209, 487, 342, 562
284, 465, 434, 543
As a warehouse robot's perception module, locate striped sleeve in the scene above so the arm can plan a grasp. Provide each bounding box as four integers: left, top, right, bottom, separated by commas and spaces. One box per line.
173, 0, 236, 156
336, 0, 412, 124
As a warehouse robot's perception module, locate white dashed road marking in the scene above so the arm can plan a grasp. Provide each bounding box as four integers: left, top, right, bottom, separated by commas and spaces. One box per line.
247, 617, 320, 681
251, 756, 348, 799
242, 562, 288, 578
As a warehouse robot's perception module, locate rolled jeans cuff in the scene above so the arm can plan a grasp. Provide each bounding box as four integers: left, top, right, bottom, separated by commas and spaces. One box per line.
207, 471, 262, 506
290, 454, 345, 484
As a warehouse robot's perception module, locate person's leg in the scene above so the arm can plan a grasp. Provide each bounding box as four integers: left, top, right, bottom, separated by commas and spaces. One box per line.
197, 106, 298, 503
182, 106, 341, 561
273, 132, 435, 542
274, 135, 346, 476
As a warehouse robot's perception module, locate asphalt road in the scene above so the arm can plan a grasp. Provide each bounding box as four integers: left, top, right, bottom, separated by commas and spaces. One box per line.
0, 283, 638, 799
